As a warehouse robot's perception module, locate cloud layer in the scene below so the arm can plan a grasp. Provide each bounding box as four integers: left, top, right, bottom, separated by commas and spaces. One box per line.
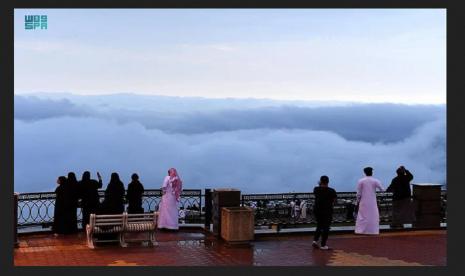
14, 94, 446, 193
15, 94, 444, 143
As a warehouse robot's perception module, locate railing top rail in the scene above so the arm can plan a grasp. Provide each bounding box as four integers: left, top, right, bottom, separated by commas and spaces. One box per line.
241, 191, 394, 199
16, 189, 445, 201
18, 193, 57, 200
240, 191, 396, 195
17, 189, 202, 198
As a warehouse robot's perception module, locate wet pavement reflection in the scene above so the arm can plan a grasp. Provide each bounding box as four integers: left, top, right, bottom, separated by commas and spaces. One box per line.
14, 229, 446, 266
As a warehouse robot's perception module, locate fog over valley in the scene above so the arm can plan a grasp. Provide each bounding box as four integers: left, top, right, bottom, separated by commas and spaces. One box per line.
14, 93, 446, 193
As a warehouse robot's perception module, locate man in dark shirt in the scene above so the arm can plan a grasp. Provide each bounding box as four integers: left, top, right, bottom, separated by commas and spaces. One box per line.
312, 175, 337, 250
387, 166, 414, 228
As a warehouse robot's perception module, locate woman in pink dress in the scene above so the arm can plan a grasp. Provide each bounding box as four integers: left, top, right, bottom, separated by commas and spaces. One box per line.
355, 167, 384, 235
157, 168, 183, 230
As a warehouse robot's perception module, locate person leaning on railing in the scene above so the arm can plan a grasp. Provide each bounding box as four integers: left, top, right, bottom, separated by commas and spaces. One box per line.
386, 166, 414, 229
100, 172, 126, 214
355, 167, 384, 235
126, 173, 145, 214
157, 168, 183, 230
67, 172, 80, 233
78, 171, 103, 230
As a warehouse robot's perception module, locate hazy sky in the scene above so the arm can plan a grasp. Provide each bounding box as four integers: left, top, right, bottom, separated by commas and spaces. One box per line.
14, 9, 446, 104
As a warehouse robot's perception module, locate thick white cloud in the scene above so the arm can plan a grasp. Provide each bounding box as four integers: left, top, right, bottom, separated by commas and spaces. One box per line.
14, 95, 446, 193
15, 94, 444, 142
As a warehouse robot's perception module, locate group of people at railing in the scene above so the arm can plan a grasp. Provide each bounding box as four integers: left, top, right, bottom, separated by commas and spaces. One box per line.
52, 167, 183, 235
51, 164, 415, 250
310, 165, 414, 250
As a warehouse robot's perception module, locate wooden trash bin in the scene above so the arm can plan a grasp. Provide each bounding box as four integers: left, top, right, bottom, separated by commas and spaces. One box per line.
221, 206, 254, 243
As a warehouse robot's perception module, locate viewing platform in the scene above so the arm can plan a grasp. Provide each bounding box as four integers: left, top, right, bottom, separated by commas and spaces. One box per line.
14, 188, 447, 266
14, 228, 446, 266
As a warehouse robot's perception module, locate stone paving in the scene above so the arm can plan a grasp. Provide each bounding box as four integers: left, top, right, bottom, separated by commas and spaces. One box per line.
14, 229, 446, 266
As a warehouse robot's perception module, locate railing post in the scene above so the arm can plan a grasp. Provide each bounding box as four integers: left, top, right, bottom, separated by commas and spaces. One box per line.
204, 189, 212, 231
14, 193, 19, 248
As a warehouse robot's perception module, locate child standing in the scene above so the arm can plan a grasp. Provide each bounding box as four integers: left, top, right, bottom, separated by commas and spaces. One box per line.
312, 175, 337, 250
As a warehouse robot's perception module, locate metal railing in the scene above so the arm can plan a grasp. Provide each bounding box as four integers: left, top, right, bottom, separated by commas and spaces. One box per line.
15, 189, 447, 233
241, 191, 447, 228
16, 189, 203, 231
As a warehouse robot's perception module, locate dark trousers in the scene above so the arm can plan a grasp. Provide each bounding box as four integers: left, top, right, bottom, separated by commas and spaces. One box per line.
391, 198, 414, 226
314, 212, 332, 246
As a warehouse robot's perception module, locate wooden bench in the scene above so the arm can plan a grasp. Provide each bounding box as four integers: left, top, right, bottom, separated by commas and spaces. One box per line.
86, 212, 158, 248
86, 213, 126, 249
123, 212, 158, 246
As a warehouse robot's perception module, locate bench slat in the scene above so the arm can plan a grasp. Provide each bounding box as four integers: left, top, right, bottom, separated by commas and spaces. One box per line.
128, 219, 154, 222
93, 218, 124, 222
87, 212, 158, 248
95, 223, 124, 226
93, 214, 125, 218
95, 220, 124, 223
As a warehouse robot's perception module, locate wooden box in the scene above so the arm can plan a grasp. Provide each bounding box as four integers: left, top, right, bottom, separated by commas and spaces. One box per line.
221, 206, 254, 242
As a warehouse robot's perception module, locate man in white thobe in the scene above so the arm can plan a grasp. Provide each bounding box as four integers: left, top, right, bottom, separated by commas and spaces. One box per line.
355, 167, 384, 235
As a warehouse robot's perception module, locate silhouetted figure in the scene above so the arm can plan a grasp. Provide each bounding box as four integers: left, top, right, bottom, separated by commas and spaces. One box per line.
387, 166, 414, 228
53, 176, 77, 234
101, 172, 125, 214
312, 175, 337, 250
126, 173, 145, 214
66, 172, 79, 233
79, 171, 102, 228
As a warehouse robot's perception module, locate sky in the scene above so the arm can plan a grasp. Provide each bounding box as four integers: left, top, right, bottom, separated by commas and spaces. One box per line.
13, 9, 446, 193
14, 9, 446, 104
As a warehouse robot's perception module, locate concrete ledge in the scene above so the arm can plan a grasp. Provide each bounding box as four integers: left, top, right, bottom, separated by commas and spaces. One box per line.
254, 223, 447, 237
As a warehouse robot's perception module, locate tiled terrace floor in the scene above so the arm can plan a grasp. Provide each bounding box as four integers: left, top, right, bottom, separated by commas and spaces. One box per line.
14, 229, 446, 266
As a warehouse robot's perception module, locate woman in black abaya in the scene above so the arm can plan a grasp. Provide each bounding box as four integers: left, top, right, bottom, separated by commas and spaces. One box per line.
53, 176, 71, 235
66, 172, 80, 233
101, 172, 126, 214
126, 173, 145, 214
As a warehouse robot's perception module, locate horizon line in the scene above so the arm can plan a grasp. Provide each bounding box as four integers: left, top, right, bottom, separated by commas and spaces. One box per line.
14, 91, 446, 106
